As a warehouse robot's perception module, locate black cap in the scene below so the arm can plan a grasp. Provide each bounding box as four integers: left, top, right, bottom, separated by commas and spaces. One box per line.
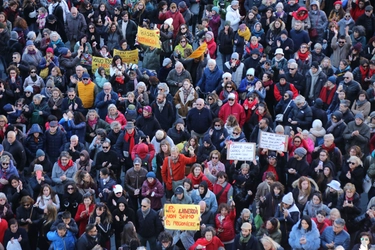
175, 187, 184, 194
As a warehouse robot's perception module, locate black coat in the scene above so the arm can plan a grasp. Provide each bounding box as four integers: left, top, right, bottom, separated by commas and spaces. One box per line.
218, 28, 235, 55
76, 233, 99, 250
135, 208, 163, 238
44, 128, 67, 163
285, 72, 305, 93
285, 158, 310, 189
235, 234, 260, 250
304, 70, 327, 101
150, 100, 175, 132
135, 115, 161, 138
3, 139, 26, 171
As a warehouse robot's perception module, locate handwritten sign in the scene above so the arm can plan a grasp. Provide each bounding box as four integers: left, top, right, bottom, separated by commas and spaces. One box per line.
164, 204, 200, 231
137, 27, 160, 48
91, 56, 112, 74
113, 49, 139, 64
259, 131, 288, 152
227, 142, 256, 161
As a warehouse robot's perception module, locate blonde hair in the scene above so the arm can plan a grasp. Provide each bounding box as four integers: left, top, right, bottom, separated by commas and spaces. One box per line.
343, 183, 356, 193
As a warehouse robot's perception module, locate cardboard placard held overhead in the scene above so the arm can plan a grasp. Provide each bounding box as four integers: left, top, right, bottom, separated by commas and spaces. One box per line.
227, 142, 256, 161
259, 131, 288, 152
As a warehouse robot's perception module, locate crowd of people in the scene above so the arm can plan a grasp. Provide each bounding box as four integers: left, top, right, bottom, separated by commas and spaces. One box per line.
0, 0, 375, 249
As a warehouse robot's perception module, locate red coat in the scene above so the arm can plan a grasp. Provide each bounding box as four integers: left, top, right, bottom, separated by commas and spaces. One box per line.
189, 236, 224, 250
186, 172, 213, 191
161, 154, 197, 191
213, 183, 232, 205
215, 209, 236, 242
74, 203, 95, 236
312, 217, 328, 234
159, 10, 185, 38
219, 102, 246, 127
105, 112, 127, 129
206, 39, 217, 59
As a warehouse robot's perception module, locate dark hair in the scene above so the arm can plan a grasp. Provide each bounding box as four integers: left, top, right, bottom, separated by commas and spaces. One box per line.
270, 181, 285, 195
158, 231, 173, 243
316, 209, 327, 216
8, 218, 17, 227
85, 223, 96, 233
298, 215, 313, 232
62, 211, 71, 219
358, 231, 373, 244
111, 55, 122, 67
57, 223, 67, 231
216, 171, 227, 181
73, 111, 86, 124
217, 203, 230, 213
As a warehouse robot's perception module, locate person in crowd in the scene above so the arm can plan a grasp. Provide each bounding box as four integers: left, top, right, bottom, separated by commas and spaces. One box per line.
321, 218, 350, 249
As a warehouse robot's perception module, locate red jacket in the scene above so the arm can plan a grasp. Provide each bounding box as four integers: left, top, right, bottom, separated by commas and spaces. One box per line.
189, 236, 224, 250
213, 183, 232, 205
74, 203, 95, 236
186, 172, 213, 191
215, 209, 236, 242
161, 154, 197, 191
159, 10, 185, 38
312, 217, 328, 234
219, 102, 246, 127
105, 112, 127, 129
206, 38, 217, 59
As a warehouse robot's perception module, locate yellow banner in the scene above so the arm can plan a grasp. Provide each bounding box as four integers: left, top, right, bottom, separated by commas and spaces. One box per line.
164, 204, 200, 231
187, 42, 207, 59
137, 27, 160, 48
113, 49, 139, 64
91, 56, 112, 74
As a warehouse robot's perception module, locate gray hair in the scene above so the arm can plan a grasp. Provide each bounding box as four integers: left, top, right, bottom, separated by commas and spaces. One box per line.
136, 81, 147, 91
207, 59, 216, 66
290, 62, 298, 69
0, 192, 7, 201
107, 104, 117, 111
324, 133, 334, 141
334, 218, 346, 227
27, 31, 36, 40
103, 82, 112, 89
170, 146, 180, 153
50, 31, 61, 40
294, 95, 305, 105
110, 121, 121, 129
70, 135, 78, 141
157, 82, 169, 94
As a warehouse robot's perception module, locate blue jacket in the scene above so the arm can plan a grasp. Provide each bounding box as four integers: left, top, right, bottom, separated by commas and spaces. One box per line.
94, 90, 119, 120
238, 77, 259, 93
44, 128, 67, 163
47, 230, 76, 250
289, 220, 320, 250
320, 226, 350, 250
24, 124, 44, 162
191, 189, 218, 214
197, 65, 223, 92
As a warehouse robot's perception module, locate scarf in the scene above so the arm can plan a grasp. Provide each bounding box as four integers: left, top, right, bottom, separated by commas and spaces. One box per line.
346, 195, 354, 202
141, 207, 150, 218
27, 49, 37, 55
326, 119, 343, 133
355, 99, 367, 107
147, 179, 156, 188
124, 130, 135, 154
58, 159, 74, 171
229, 59, 240, 67
297, 50, 309, 61
321, 142, 336, 152
238, 28, 251, 41
239, 232, 251, 244
182, 86, 192, 102
292, 10, 309, 20
319, 85, 337, 104
359, 65, 369, 82
88, 117, 98, 129
298, 189, 309, 206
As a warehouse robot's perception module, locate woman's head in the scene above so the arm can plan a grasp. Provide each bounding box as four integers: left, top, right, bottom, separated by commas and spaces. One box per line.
40, 184, 54, 197
312, 192, 323, 205
191, 163, 203, 177
271, 182, 284, 196
359, 232, 372, 245
20, 196, 34, 207
344, 183, 356, 196
298, 177, 311, 192
202, 226, 216, 241
299, 215, 313, 231
347, 155, 362, 169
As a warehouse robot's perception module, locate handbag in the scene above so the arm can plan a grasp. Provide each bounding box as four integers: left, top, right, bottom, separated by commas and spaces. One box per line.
168, 157, 184, 191
275, 100, 291, 122
363, 174, 372, 193
39, 67, 49, 79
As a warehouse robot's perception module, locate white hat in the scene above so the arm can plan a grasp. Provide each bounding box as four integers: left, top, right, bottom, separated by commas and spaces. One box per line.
282, 192, 294, 205
275, 48, 284, 55
222, 72, 232, 79
327, 180, 341, 191
113, 185, 123, 194
246, 68, 255, 76
164, 18, 173, 27
228, 93, 236, 100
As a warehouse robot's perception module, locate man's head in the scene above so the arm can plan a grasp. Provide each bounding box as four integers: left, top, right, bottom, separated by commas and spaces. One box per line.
323, 134, 335, 147
86, 223, 98, 237
170, 146, 179, 161
75, 66, 84, 78
195, 98, 205, 110
333, 218, 345, 234
294, 20, 303, 30
365, 5, 373, 16
344, 72, 353, 83
70, 7, 78, 18
339, 100, 350, 113
227, 93, 236, 106
355, 113, 365, 126
259, 118, 269, 129
7, 131, 16, 144
241, 222, 252, 237
70, 135, 78, 146
57, 223, 67, 237
207, 59, 216, 71
199, 200, 206, 213
12, 53, 21, 63
102, 141, 111, 153
175, 62, 183, 74
133, 157, 142, 171
141, 198, 151, 212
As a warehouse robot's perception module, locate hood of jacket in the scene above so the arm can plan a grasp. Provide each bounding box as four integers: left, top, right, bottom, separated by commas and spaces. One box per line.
29, 123, 43, 134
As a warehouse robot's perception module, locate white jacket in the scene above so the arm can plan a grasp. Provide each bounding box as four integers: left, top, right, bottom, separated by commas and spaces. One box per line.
225, 5, 241, 31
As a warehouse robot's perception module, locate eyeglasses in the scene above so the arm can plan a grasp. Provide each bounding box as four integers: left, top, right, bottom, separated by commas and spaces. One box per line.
366, 10, 372, 12
300, 46, 307, 49
349, 161, 356, 165
345, 15, 350, 18
25, 92, 31, 94
89, 27, 94, 29
141, 205, 148, 208
233, 132, 239, 135
228, 99, 234, 101
67, 187, 74, 190
212, 156, 218, 159
12, 57, 17, 59
83, 78, 89, 80
23, 204, 30, 207
246, 74, 253, 76
180, 40, 186, 43
31, 71, 36, 73
47, 86, 53, 88
231, 58, 237, 60
102, 146, 109, 149
361, 238, 370, 241
288, 68, 296, 70
116, 192, 122, 194
226, 86, 233, 89
344, 77, 350, 79
68, 94, 75, 97
2, 163, 9, 165
208, 98, 213, 100
338, 41, 345, 44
